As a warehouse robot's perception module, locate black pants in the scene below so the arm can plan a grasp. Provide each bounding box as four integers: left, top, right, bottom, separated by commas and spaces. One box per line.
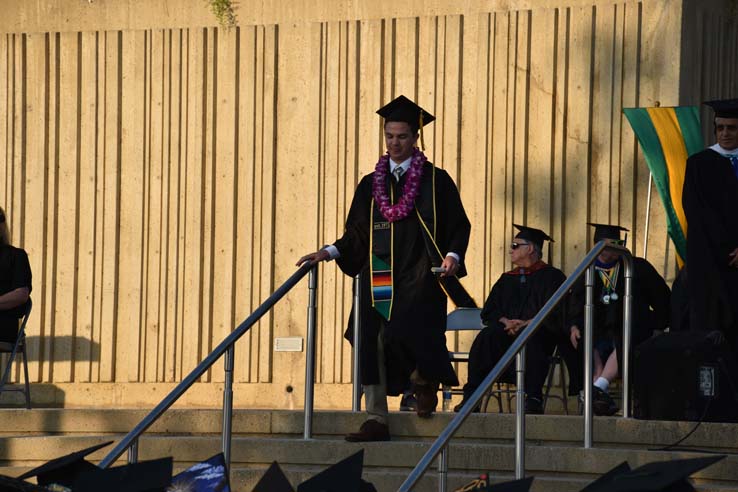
463, 326, 559, 401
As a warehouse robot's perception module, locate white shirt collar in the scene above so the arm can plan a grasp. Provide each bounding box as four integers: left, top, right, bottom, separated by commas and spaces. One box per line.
389, 156, 413, 173
709, 143, 738, 156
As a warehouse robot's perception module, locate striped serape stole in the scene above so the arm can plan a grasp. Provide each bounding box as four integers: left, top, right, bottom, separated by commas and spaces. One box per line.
623, 106, 703, 265
370, 254, 393, 320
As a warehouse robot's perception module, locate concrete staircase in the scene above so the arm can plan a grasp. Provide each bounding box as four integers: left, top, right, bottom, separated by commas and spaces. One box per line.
0, 408, 737, 491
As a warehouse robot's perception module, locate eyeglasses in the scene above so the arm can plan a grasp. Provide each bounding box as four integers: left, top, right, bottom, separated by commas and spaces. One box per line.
609, 239, 626, 246
510, 242, 531, 250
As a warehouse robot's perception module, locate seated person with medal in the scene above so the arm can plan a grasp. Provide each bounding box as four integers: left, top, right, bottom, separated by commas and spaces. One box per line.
567, 223, 670, 415
0, 207, 32, 345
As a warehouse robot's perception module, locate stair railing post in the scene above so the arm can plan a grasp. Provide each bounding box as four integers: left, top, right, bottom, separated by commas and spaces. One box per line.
304, 265, 319, 439
127, 438, 139, 464
515, 346, 526, 479
584, 265, 595, 448
438, 445, 448, 492
352, 274, 362, 412
622, 254, 634, 418
222, 344, 235, 471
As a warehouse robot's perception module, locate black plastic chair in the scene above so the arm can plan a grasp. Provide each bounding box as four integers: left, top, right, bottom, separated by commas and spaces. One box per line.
0, 298, 32, 409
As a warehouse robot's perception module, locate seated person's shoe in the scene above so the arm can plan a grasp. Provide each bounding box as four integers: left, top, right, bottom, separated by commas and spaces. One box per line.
524, 396, 544, 415
400, 392, 418, 412
452, 398, 481, 413
592, 386, 618, 416
345, 419, 390, 442
414, 383, 439, 418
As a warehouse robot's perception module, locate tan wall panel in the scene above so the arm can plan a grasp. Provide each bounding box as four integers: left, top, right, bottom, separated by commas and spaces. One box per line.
0, 0, 735, 408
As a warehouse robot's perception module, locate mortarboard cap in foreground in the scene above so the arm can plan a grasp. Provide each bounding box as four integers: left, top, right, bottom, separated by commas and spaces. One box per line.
297, 449, 364, 492
17, 441, 113, 487
376, 95, 435, 132
73, 456, 172, 492
171, 453, 230, 492
587, 222, 629, 243
513, 224, 553, 251
704, 98, 738, 119
0, 474, 48, 492
252, 462, 295, 492
579, 455, 725, 492
482, 476, 535, 491
580, 462, 631, 492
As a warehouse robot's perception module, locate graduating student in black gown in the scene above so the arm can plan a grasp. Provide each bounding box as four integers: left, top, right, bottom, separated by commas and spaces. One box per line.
458, 225, 568, 414
568, 224, 670, 416
0, 207, 32, 344
298, 96, 471, 441
682, 98, 738, 346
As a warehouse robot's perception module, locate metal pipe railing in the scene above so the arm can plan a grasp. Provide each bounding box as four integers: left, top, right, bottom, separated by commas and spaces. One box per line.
583, 265, 595, 448
304, 267, 319, 439
222, 345, 235, 466
399, 242, 634, 491
100, 262, 317, 469
515, 348, 526, 479
352, 274, 362, 412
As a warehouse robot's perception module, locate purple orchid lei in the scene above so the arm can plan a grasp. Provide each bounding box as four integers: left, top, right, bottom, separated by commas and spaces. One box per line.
372, 147, 427, 222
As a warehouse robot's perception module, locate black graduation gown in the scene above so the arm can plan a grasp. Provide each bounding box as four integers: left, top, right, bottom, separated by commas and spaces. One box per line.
335, 162, 471, 395
0, 244, 32, 343
682, 149, 738, 344
567, 257, 671, 369
464, 264, 567, 399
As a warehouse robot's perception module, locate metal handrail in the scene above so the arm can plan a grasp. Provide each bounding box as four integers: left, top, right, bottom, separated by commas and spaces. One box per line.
99, 262, 318, 469
399, 242, 634, 491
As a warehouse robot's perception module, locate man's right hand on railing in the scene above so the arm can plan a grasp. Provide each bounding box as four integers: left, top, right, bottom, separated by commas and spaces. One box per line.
570, 325, 581, 349
296, 249, 331, 266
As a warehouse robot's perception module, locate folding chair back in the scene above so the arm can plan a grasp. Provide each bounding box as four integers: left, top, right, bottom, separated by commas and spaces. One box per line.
0, 298, 32, 409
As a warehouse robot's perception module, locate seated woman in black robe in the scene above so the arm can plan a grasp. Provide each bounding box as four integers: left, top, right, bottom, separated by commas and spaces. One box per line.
0, 207, 32, 345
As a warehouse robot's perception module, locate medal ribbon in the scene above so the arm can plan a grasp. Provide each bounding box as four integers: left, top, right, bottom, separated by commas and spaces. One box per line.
596, 263, 620, 294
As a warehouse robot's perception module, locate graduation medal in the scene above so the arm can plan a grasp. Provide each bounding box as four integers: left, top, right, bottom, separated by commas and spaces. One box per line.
596, 263, 620, 305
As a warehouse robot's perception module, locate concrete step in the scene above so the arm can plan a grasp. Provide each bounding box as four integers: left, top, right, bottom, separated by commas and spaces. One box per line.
0, 409, 736, 491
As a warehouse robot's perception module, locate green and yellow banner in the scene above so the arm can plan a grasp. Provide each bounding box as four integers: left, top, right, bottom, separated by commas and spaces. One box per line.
623, 106, 703, 265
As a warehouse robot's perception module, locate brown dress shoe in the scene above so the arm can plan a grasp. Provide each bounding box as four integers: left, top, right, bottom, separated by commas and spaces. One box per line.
414, 382, 439, 418
345, 419, 390, 442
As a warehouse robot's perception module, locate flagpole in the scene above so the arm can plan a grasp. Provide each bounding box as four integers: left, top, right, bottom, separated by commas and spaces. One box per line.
643, 172, 653, 258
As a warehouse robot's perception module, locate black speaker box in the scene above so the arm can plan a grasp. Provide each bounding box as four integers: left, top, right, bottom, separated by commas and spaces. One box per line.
633, 331, 738, 422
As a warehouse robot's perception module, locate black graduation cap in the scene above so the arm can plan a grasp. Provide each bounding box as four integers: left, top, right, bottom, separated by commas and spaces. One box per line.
252, 462, 295, 492
513, 224, 553, 250
704, 98, 738, 119
172, 453, 230, 492
296, 449, 364, 492
587, 222, 629, 243
579, 455, 725, 492
73, 456, 173, 492
376, 95, 435, 132
17, 441, 113, 487
0, 475, 48, 492
580, 462, 631, 492
484, 477, 534, 491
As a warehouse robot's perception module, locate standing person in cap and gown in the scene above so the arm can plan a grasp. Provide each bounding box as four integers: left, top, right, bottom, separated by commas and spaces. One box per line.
567, 223, 670, 415
682, 98, 738, 346
456, 225, 570, 415
298, 95, 471, 441
0, 207, 32, 345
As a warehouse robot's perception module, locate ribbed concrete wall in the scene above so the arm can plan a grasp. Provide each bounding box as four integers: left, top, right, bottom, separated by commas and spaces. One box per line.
0, 0, 735, 407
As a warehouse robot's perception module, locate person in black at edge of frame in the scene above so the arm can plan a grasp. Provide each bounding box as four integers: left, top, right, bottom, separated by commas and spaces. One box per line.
567, 223, 670, 416
297, 96, 472, 442
681, 98, 738, 345
0, 206, 32, 346
454, 224, 578, 415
